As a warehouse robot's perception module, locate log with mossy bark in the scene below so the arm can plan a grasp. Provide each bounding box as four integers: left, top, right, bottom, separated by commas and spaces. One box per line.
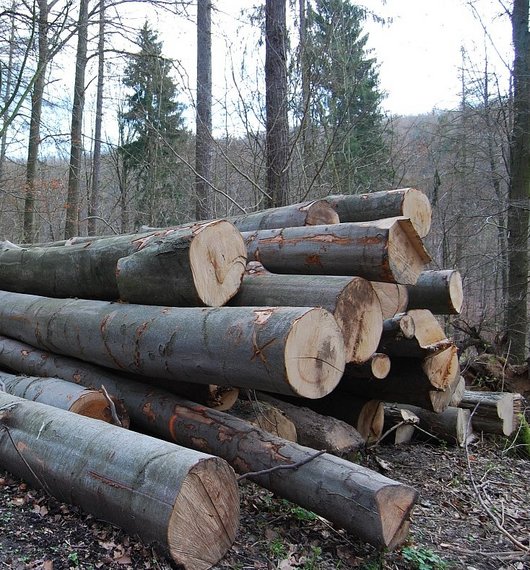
0, 293, 346, 399
0, 370, 128, 425
0, 336, 237, 412
0, 221, 247, 307
339, 347, 461, 413
370, 282, 409, 319
458, 390, 518, 436
0, 392, 239, 570
0, 341, 416, 548
327, 188, 432, 238
406, 270, 464, 315
256, 392, 365, 457
242, 218, 430, 285
230, 265, 383, 363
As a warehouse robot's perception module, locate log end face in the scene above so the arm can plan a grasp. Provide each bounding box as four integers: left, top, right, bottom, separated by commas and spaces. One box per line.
285, 308, 346, 399
377, 484, 418, 549
387, 219, 430, 285
371, 353, 391, 379
401, 188, 432, 239
191, 220, 247, 307
449, 271, 464, 314
305, 200, 340, 226
336, 278, 383, 364
168, 457, 239, 569
69, 391, 121, 424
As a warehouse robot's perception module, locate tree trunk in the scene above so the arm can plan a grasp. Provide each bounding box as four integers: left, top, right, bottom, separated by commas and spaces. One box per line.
0, 392, 239, 570
345, 353, 391, 380
229, 397, 297, 441
370, 282, 409, 319
64, 0, 89, 239
88, 0, 105, 236
243, 218, 430, 284
400, 404, 474, 446
195, 0, 212, 220
0, 370, 127, 424
379, 310, 454, 358
23, 0, 49, 243
265, 0, 289, 208
406, 270, 464, 315
0, 337, 416, 548
506, 0, 530, 361
459, 390, 517, 436
339, 347, 461, 413
0, 221, 247, 307
257, 392, 365, 457
230, 267, 382, 363
0, 294, 345, 399
327, 188, 432, 238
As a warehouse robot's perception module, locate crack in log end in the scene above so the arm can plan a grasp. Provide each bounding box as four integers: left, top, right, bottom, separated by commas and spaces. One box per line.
142, 402, 157, 423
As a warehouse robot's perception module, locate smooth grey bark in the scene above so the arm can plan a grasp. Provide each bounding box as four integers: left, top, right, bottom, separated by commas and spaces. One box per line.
0, 392, 239, 569
406, 270, 464, 314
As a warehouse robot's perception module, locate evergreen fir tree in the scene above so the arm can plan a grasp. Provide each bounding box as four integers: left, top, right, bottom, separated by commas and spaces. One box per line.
119, 23, 187, 226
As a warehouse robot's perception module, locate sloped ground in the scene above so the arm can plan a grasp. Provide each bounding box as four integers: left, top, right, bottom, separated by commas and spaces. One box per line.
0, 437, 529, 570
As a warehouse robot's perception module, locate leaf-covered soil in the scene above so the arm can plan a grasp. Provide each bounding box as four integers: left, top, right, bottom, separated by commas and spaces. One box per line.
1, 438, 529, 570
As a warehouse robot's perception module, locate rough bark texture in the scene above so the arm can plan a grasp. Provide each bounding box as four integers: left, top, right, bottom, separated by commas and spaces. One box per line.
230, 200, 339, 231
230, 267, 382, 363
0, 293, 345, 398
459, 390, 517, 436
1, 221, 247, 307
371, 282, 409, 319
258, 392, 365, 457
0, 340, 416, 548
327, 188, 432, 238
0, 370, 123, 423
406, 270, 464, 314
243, 218, 430, 285
0, 392, 239, 569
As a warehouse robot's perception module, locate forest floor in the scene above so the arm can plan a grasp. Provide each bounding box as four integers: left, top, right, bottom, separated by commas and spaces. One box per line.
0, 435, 529, 570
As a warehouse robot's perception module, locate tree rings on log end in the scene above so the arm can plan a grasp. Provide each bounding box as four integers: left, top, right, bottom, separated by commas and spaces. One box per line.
69, 391, 129, 427
376, 484, 418, 549
304, 200, 340, 226
448, 271, 464, 314
400, 188, 432, 239
190, 220, 247, 307
387, 218, 431, 285
335, 278, 383, 364
285, 308, 346, 399
168, 457, 239, 570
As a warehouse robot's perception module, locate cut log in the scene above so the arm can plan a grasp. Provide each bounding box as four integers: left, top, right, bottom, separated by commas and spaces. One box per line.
0, 293, 346, 399
242, 218, 430, 285
0, 336, 237, 412
0, 340, 416, 548
297, 394, 385, 444
339, 347, 460, 413
256, 392, 365, 457
379, 309, 453, 358
383, 405, 420, 444
0, 221, 247, 307
0, 370, 128, 425
230, 267, 383, 363
345, 353, 391, 380
327, 188, 432, 238
449, 376, 466, 407
459, 390, 517, 436
399, 404, 474, 446
229, 397, 297, 441
0, 392, 239, 570
406, 270, 464, 315
370, 282, 409, 319
227, 199, 340, 230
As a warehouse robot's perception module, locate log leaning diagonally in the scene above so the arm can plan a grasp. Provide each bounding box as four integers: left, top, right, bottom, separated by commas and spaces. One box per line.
0, 220, 247, 307
242, 218, 431, 285
0, 337, 417, 549
0, 392, 239, 570
0, 292, 346, 398
327, 188, 432, 238
230, 266, 383, 363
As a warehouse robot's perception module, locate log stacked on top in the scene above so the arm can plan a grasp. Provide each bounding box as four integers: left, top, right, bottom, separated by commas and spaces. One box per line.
0, 187, 501, 567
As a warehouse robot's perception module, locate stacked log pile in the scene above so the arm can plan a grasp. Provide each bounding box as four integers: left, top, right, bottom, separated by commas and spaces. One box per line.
0, 188, 522, 567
